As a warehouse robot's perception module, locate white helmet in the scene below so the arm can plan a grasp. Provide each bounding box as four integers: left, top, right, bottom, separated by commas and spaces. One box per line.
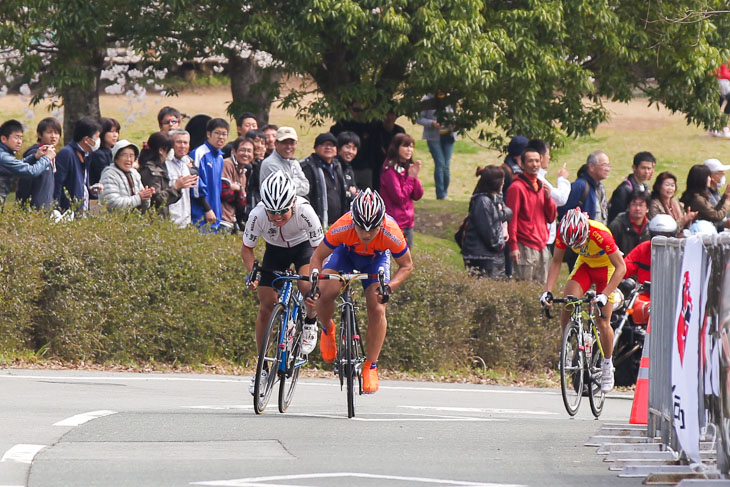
648, 214, 677, 237
558, 208, 590, 248
260, 170, 296, 212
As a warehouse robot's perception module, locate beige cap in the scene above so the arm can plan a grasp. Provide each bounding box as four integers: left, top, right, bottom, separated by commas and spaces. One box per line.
275, 126, 298, 142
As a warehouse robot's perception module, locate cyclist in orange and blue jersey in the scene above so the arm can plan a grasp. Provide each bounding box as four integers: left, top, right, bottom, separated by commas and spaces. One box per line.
308, 189, 414, 393
541, 207, 626, 393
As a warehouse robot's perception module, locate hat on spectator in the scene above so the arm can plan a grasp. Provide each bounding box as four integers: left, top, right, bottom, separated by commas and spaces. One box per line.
111, 139, 140, 160
276, 127, 298, 142
314, 132, 337, 147
703, 158, 730, 172
507, 136, 529, 157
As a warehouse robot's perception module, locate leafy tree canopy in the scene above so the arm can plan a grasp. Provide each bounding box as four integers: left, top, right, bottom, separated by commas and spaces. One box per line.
2, 0, 730, 149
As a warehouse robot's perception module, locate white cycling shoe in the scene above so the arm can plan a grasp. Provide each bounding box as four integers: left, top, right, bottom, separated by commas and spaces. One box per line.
300, 323, 318, 355
600, 359, 614, 393
249, 370, 268, 396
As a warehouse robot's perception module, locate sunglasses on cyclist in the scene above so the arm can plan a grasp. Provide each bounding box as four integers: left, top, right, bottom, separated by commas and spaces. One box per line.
266, 208, 291, 216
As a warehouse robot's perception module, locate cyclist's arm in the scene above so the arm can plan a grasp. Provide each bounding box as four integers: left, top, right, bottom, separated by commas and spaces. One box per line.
309, 242, 334, 274
544, 246, 566, 293
241, 244, 256, 272
389, 249, 414, 291
603, 251, 627, 296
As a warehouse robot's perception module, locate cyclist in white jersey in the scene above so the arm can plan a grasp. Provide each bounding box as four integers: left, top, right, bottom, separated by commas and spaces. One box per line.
241, 171, 324, 394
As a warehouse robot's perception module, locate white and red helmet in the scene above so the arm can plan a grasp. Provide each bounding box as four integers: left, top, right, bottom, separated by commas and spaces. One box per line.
351, 188, 385, 231
559, 208, 590, 248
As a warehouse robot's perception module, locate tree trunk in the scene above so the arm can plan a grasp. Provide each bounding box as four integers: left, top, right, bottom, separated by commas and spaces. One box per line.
228, 51, 281, 125
60, 50, 104, 144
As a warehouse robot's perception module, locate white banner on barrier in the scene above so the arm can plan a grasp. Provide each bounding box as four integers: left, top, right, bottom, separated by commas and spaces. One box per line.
671, 236, 707, 464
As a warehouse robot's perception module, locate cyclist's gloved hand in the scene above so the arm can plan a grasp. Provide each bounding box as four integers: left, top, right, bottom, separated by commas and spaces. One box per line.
379, 284, 391, 304
595, 293, 608, 308
540, 291, 553, 306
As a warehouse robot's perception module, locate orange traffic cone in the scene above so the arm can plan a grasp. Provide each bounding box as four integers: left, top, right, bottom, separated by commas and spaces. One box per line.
629, 317, 651, 425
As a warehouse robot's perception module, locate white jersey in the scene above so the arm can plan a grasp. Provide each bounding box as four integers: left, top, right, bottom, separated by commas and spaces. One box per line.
243, 196, 324, 248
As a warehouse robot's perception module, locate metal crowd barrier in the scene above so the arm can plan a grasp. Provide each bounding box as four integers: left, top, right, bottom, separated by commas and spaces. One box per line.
649, 233, 730, 470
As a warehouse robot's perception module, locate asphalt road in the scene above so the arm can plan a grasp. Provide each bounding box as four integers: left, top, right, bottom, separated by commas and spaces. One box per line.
0, 369, 642, 487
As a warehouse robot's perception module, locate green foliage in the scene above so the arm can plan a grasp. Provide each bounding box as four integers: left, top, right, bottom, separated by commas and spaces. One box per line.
0, 207, 257, 365
0, 206, 556, 373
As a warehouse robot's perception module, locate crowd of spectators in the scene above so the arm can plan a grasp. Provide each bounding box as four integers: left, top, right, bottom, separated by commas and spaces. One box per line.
460, 136, 730, 281
2, 106, 729, 283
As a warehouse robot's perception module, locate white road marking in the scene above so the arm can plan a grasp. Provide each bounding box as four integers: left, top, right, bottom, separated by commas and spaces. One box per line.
1, 444, 46, 464
53, 410, 117, 426
191, 471, 525, 486
399, 405, 559, 416
284, 412, 503, 422
182, 405, 254, 410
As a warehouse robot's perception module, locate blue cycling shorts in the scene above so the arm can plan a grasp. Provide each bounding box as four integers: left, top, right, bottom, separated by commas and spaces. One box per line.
323, 246, 391, 290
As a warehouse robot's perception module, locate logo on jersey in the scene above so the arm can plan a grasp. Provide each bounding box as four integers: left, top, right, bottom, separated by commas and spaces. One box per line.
330, 223, 354, 234
381, 226, 402, 246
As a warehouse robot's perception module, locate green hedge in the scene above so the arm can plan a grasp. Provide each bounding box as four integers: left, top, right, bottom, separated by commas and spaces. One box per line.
0, 207, 559, 372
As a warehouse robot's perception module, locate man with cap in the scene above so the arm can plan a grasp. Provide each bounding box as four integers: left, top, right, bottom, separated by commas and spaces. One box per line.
259, 126, 309, 197
704, 157, 730, 230
300, 132, 348, 227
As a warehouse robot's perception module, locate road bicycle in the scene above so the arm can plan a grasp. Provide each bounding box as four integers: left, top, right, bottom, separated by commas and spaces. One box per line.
247, 261, 309, 414
310, 267, 388, 418
543, 290, 606, 418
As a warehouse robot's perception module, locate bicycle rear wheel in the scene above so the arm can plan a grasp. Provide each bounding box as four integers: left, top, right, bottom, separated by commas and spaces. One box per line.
560, 321, 584, 416
344, 308, 357, 418
279, 316, 304, 413
588, 339, 606, 417
253, 304, 284, 414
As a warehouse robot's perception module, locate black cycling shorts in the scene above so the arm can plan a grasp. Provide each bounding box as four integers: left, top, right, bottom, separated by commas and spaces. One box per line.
259, 241, 314, 289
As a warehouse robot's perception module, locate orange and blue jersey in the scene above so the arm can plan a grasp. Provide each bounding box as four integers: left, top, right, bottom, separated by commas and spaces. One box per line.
323, 212, 408, 258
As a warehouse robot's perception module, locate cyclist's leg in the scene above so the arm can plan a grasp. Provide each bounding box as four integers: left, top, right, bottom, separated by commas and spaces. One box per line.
255, 287, 278, 355
594, 264, 617, 358
363, 282, 387, 362
292, 242, 316, 318
255, 244, 290, 354
562, 260, 590, 331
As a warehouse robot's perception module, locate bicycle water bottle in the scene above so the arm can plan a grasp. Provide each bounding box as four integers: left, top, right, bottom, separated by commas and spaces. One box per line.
286, 319, 296, 350
584, 332, 593, 357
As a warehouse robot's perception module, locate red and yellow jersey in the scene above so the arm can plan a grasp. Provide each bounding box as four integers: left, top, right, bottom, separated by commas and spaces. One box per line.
555, 219, 618, 268
323, 212, 408, 258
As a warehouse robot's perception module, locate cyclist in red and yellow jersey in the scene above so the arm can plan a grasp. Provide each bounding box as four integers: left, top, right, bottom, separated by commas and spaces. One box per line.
308, 189, 414, 393
542, 208, 626, 393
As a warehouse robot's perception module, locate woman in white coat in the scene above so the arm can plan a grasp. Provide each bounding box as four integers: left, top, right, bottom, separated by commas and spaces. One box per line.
100, 140, 154, 211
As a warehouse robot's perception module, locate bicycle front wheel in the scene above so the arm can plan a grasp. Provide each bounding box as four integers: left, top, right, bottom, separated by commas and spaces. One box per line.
344, 307, 356, 418
254, 304, 284, 414
279, 317, 304, 413
560, 321, 584, 416
588, 339, 606, 418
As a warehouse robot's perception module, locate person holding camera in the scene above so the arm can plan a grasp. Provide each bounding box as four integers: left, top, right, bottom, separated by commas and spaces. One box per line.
461, 165, 512, 278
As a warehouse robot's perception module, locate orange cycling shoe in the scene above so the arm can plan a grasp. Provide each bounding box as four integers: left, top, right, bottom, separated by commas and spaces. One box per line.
362, 360, 379, 394
320, 319, 337, 363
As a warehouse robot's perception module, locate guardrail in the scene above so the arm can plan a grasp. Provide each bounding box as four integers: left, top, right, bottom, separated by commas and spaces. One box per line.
649, 233, 730, 469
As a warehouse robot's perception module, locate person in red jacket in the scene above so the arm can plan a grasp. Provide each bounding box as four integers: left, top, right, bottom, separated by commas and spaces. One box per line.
623, 214, 678, 284
505, 147, 557, 283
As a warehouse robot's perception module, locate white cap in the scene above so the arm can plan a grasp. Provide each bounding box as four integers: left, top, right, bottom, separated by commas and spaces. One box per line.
275, 126, 298, 142
703, 158, 730, 173
111, 139, 140, 161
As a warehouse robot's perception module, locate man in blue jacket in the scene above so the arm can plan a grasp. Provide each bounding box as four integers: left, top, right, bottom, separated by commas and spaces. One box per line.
190, 118, 228, 232
0, 119, 55, 205
54, 117, 101, 212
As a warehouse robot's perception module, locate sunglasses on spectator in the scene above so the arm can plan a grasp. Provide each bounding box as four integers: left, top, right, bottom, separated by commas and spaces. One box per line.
162, 118, 180, 125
